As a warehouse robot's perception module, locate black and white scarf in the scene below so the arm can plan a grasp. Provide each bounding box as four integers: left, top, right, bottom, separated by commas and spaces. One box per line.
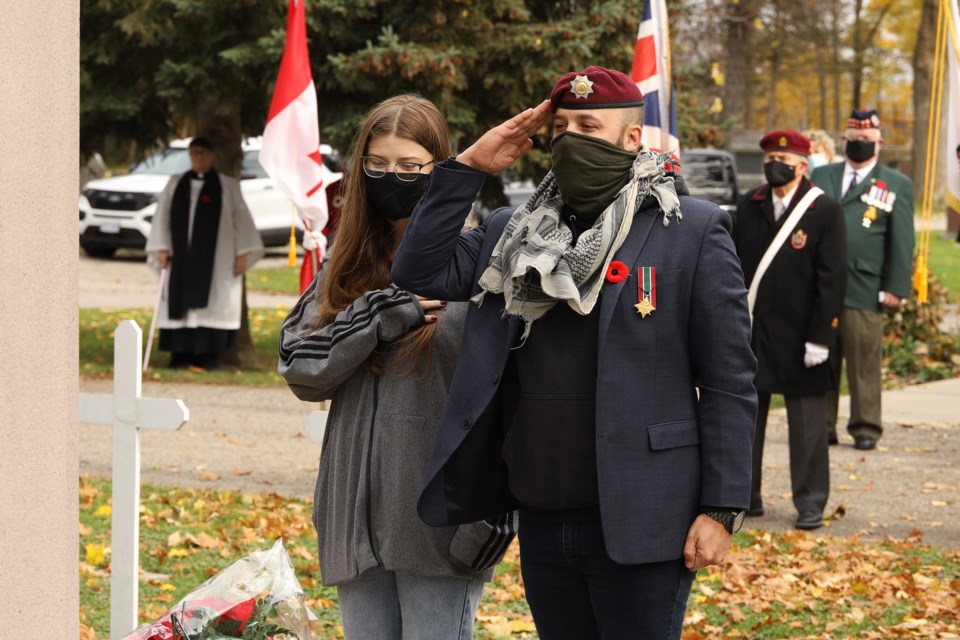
473, 147, 681, 338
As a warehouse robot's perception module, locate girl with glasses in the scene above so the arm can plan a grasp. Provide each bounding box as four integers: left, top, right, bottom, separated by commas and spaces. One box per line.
278, 94, 514, 640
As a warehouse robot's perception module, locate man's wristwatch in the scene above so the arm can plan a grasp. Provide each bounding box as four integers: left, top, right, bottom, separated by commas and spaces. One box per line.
702, 510, 745, 534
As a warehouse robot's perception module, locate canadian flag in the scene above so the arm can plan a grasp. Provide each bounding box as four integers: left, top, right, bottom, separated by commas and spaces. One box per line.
259, 0, 334, 284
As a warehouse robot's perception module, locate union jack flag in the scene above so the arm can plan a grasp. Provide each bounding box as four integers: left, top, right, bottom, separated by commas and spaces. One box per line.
631, 0, 679, 154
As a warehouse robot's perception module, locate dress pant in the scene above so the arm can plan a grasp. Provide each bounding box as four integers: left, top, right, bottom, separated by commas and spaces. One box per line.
517, 515, 696, 640
751, 393, 830, 516
827, 307, 884, 441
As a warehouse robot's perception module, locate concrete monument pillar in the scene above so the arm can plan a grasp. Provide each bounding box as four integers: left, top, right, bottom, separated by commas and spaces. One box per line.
0, 3, 79, 638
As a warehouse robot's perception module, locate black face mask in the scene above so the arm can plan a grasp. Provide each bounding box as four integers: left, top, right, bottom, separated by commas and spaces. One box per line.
845, 139, 877, 163
763, 160, 797, 188
364, 173, 430, 221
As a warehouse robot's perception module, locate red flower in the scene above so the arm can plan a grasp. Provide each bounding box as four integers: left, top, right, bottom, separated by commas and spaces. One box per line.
876, 180, 887, 190
200, 194, 212, 204
218, 597, 257, 632
605, 261, 629, 283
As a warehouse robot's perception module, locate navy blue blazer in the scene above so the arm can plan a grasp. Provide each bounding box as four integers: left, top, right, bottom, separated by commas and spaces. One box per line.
392, 160, 757, 565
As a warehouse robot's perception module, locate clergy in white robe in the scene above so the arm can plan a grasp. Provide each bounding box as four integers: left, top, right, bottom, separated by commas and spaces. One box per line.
145, 137, 264, 369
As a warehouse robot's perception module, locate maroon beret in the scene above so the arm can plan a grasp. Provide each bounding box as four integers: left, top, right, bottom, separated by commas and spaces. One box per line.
549, 66, 645, 112
759, 129, 811, 157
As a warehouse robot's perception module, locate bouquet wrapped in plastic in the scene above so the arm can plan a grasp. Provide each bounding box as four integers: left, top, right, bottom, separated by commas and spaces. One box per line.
124, 539, 314, 640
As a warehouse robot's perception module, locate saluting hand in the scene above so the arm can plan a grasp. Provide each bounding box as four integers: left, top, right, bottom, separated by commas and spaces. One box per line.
682, 514, 732, 571
456, 100, 552, 174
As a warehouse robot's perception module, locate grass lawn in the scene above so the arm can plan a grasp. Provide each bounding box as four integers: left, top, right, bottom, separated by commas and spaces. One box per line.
80, 307, 287, 386
248, 265, 303, 296
79, 478, 960, 640
922, 231, 960, 301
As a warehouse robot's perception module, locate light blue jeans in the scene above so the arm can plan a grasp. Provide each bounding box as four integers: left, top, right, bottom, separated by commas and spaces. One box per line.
337, 566, 485, 640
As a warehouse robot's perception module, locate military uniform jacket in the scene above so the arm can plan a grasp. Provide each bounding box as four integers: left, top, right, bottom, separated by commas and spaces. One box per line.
733, 178, 847, 396
811, 162, 914, 311
392, 160, 758, 566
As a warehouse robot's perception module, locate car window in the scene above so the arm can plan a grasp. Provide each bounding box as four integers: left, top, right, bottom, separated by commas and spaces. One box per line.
132, 148, 191, 175
242, 151, 270, 179
683, 154, 737, 205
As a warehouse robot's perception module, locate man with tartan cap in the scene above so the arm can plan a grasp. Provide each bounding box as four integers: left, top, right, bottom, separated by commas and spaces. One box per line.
811, 109, 915, 451
392, 66, 757, 639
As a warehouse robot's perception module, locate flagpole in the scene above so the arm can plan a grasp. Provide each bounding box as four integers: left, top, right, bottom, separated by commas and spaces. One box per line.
288, 204, 298, 268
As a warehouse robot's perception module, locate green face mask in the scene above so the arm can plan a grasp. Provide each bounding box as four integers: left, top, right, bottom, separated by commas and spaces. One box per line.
550, 131, 638, 219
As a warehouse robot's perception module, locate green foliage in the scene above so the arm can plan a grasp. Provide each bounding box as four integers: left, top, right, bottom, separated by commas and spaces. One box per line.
81, 0, 641, 194
883, 264, 959, 385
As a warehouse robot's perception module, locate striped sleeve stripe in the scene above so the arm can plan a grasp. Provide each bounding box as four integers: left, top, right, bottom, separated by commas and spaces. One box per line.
279, 291, 407, 360
472, 512, 518, 570
279, 293, 413, 364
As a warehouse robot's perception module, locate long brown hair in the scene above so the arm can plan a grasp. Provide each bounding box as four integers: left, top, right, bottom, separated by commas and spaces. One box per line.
318, 94, 452, 371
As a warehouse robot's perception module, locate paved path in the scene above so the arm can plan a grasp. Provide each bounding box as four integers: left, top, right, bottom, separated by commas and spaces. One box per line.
80, 250, 299, 309
79, 376, 960, 549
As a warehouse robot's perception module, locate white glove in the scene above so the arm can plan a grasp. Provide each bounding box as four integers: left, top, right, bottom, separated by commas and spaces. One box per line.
302, 228, 326, 253
804, 342, 829, 368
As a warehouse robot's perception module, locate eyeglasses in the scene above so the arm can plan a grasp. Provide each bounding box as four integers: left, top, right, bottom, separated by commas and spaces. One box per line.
360, 157, 435, 181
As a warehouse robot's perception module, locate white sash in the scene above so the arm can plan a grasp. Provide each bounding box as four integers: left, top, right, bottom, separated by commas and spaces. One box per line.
747, 186, 823, 323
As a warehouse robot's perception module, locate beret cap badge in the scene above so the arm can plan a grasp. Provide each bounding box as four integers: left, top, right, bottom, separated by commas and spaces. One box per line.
779, 136, 788, 147
570, 75, 595, 100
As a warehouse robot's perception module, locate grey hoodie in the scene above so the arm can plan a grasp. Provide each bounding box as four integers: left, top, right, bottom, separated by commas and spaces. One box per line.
279, 273, 515, 586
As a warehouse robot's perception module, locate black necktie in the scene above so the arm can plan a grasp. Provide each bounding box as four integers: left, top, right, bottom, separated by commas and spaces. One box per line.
845, 173, 859, 198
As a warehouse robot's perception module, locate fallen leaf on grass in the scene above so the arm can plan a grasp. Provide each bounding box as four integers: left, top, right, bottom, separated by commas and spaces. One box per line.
232, 468, 252, 477
86, 543, 107, 566
199, 470, 219, 481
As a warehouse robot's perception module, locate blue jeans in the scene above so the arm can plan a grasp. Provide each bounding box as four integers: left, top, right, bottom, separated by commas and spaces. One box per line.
337, 566, 484, 640
518, 516, 696, 640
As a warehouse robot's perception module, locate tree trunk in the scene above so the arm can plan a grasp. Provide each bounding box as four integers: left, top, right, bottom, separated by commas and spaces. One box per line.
195, 102, 260, 368
912, 0, 938, 189
723, 0, 758, 129
831, 2, 843, 131
851, 0, 864, 111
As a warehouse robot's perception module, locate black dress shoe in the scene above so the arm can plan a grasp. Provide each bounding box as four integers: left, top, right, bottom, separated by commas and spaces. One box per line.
828, 432, 839, 445
853, 435, 877, 450
746, 506, 764, 517
795, 512, 824, 530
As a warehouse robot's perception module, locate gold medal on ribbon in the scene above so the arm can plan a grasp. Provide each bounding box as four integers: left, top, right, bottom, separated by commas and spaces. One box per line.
634, 266, 657, 318
862, 205, 877, 228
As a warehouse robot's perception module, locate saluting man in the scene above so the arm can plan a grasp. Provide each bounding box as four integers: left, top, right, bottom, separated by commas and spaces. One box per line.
393, 67, 757, 639
733, 130, 847, 531
811, 109, 915, 450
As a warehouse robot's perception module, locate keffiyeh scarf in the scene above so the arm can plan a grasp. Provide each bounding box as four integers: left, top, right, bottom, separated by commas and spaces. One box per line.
473, 146, 681, 338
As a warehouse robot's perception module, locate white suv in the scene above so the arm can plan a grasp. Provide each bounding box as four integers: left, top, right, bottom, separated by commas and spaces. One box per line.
78, 137, 343, 257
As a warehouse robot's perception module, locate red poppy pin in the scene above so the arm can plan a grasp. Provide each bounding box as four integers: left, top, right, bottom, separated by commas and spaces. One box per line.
875, 180, 887, 190
605, 260, 629, 283
200, 194, 212, 204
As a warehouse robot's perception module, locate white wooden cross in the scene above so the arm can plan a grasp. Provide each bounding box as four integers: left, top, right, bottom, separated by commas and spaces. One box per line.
305, 409, 329, 443
79, 320, 189, 639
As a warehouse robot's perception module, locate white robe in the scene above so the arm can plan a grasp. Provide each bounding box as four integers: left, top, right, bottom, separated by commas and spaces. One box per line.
146, 173, 264, 330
